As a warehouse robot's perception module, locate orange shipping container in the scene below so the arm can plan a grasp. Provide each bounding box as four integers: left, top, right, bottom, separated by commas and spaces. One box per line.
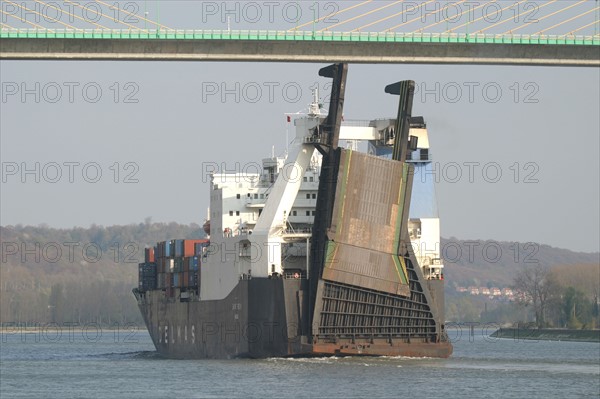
183, 239, 209, 257
145, 247, 155, 263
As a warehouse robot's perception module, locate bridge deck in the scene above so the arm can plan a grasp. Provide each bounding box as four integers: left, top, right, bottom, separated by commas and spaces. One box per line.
2, 29, 599, 45
1, 30, 599, 66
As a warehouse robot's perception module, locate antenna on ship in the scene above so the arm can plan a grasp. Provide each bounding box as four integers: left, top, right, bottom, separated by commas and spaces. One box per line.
308, 87, 321, 116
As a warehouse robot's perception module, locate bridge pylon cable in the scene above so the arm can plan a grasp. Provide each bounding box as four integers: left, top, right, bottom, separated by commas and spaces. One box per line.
445, 1, 496, 33
351, 0, 437, 32
4, 0, 80, 31
446, 0, 528, 34
93, 0, 175, 31
293, 0, 374, 31
401, 0, 467, 33
34, 0, 110, 30
319, 0, 404, 32
503, 0, 587, 34
0, 21, 17, 30
0, 9, 53, 31
384, 0, 466, 32
477, 0, 556, 34
559, 20, 600, 38
534, 6, 599, 35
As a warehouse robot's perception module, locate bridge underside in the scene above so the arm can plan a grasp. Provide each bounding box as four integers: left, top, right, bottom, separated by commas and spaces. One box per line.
1, 38, 598, 66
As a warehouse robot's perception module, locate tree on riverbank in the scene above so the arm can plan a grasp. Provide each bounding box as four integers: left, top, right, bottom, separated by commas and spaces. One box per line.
513, 264, 599, 329
513, 264, 559, 328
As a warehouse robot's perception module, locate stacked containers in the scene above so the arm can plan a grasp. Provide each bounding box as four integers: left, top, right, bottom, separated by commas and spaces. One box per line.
142, 239, 209, 295
138, 262, 157, 291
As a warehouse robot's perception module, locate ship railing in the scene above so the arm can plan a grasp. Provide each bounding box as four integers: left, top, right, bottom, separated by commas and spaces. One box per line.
341, 119, 372, 127
283, 271, 307, 280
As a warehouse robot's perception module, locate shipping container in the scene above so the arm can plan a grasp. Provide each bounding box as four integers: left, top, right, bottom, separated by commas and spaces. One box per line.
172, 257, 182, 273
194, 241, 210, 257
192, 256, 199, 270
184, 239, 209, 257
174, 239, 184, 257
138, 262, 157, 291
183, 271, 189, 288
169, 259, 175, 273
164, 241, 172, 257
190, 271, 199, 287
144, 247, 155, 263
173, 273, 180, 288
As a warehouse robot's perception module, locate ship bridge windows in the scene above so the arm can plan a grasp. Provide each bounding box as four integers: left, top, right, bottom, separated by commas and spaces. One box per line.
409, 219, 422, 239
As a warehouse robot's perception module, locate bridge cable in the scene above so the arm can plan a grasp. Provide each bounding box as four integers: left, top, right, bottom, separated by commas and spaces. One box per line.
93, 0, 175, 31
446, 0, 529, 34
444, 1, 498, 33
0, 9, 53, 31
293, 0, 374, 31
351, 0, 437, 32
4, 0, 80, 30
60, 0, 148, 32
401, 0, 468, 33
477, 0, 557, 34
560, 19, 600, 38
534, 6, 599, 35
383, 0, 466, 32
319, 0, 404, 32
0, 20, 17, 30
34, 0, 110, 30
502, 0, 586, 34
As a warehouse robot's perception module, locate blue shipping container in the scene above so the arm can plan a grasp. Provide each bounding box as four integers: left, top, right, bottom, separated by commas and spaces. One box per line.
174, 239, 184, 257
164, 241, 172, 257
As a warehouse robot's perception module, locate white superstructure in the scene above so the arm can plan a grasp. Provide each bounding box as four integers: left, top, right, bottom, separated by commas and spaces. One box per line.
200, 96, 444, 300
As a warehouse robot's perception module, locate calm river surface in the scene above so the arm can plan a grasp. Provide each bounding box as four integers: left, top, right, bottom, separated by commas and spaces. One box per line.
1, 327, 598, 398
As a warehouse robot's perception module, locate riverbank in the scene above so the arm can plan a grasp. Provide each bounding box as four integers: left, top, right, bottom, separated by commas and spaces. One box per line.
491, 328, 600, 342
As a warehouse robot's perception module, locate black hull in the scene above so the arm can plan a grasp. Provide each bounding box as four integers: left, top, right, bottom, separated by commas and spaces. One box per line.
136, 277, 452, 359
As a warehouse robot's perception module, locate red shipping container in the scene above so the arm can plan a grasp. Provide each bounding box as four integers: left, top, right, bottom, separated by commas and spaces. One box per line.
183, 271, 189, 287
183, 239, 209, 257
145, 247, 155, 263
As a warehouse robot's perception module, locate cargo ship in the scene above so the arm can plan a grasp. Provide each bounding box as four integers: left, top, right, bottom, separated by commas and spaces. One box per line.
133, 64, 452, 358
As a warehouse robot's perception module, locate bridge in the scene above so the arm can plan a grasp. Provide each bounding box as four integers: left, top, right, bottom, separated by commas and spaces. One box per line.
1, 1, 599, 66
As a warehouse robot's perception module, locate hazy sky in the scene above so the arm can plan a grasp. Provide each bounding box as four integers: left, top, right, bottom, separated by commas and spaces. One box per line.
1, 1, 599, 253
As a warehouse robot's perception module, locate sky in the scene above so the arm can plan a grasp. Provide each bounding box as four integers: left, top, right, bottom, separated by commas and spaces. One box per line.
1, 1, 599, 253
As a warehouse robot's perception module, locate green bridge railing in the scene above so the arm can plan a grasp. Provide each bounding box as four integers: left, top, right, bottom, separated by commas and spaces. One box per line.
1, 29, 599, 46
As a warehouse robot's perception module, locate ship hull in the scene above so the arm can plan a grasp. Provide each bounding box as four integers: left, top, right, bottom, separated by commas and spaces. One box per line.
137, 278, 452, 359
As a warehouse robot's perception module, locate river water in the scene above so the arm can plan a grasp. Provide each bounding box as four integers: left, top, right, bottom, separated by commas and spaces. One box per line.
1, 327, 598, 398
